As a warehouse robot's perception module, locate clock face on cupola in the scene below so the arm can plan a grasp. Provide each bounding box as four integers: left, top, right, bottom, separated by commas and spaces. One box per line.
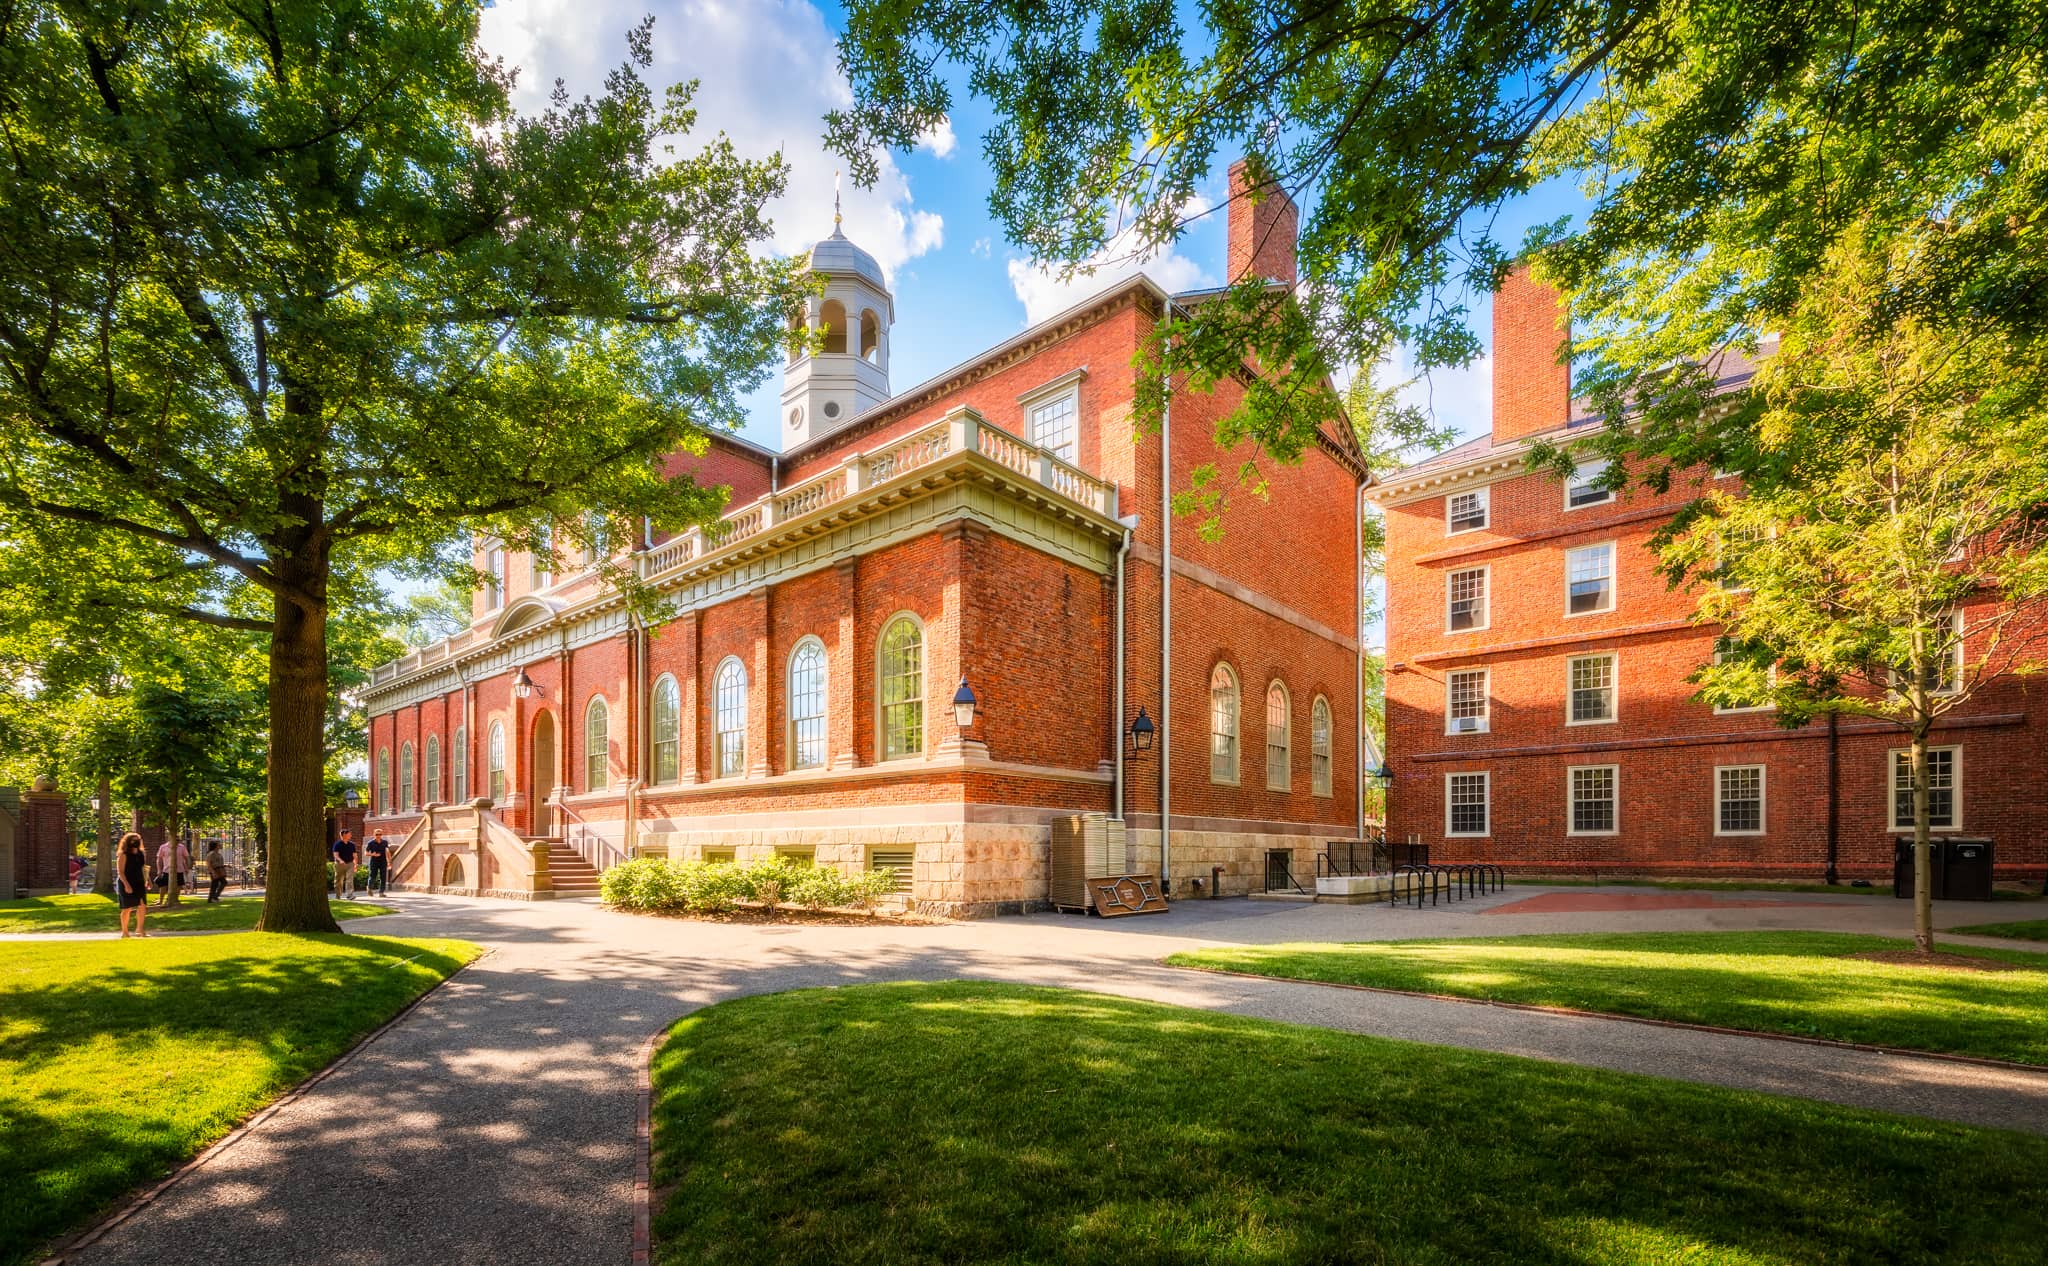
779, 186, 894, 450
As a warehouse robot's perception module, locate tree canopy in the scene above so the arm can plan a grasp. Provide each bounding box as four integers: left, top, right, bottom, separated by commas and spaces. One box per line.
832, 0, 2047, 469
0, 2, 801, 929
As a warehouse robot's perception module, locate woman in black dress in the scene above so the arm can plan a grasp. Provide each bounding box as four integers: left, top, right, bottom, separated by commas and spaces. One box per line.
116, 832, 149, 938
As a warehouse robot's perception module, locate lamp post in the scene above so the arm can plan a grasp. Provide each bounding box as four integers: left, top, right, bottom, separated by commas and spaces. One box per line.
343, 788, 360, 810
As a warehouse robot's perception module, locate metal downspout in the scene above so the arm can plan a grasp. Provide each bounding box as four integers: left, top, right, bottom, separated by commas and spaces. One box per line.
1113, 515, 1138, 821
1357, 481, 1367, 837
1158, 387, 1173, 889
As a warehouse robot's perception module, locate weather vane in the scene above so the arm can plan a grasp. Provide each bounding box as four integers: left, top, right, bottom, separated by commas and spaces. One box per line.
833, 169, 842, 232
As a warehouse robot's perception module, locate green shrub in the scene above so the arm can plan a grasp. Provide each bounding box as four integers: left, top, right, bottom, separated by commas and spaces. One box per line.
602, 855, 894, 915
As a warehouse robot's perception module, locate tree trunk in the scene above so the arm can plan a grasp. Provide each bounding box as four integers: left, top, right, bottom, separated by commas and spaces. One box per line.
1910, 725, 1934, 954
257, 539, 340, 934
92, 776, 113, 895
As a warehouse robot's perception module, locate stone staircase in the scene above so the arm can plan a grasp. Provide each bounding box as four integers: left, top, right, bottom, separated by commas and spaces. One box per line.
539, 839, 603, 898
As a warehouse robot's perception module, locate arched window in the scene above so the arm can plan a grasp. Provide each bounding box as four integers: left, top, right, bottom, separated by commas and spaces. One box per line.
878, 616, 924, 760
453, 726, 468, 802
1209, 664, 1240, 784
820, 300, 847, 354
425, 735, 441, 805
788, 637, 828, 770
1265, 681, 1291, 792
584, 696, 609, 792
487, 722, 506, 802
1311, 697, 1333, 797
786, 308, 806, 363
651, 675, 681, 785
714, 658, 747, 778
860, 309, 880, 363
398, 743, 416, 811
377, 747, 392, 814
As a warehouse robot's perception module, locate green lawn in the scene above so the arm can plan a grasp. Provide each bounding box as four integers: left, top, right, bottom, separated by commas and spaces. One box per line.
0, 893, 392, 933
1169, 932, 2048, 1064
650, 982, 2048, 1265
0, 932, 476, 1266
1950, 918, 2048, 942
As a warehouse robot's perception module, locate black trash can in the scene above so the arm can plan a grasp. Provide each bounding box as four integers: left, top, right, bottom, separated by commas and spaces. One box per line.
1942, 838, 1995, 901
1893, 837, 1950, 899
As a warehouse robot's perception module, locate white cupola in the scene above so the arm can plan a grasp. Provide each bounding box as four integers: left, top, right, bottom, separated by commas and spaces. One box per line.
781, 197, 893, 447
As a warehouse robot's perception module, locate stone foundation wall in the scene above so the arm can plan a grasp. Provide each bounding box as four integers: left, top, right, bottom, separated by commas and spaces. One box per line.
1127, 829, 1334, 900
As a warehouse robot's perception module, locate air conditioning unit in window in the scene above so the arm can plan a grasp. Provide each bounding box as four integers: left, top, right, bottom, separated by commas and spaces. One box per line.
1449, 716, 1483, 734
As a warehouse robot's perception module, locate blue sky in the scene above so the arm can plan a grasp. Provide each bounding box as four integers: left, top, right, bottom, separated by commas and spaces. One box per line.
479, 0, 1589, 456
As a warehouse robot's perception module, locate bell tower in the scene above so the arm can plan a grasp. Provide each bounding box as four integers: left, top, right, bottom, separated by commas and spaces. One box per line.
782, 194, 894, 447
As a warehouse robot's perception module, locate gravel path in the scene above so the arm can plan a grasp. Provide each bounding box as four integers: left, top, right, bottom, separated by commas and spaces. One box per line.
58, 888, 2048, 1266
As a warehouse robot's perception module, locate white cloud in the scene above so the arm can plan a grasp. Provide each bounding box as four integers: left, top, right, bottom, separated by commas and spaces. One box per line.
1381, 342, 1494, 445
914, 117, 957, 159
477, 0, 943, 281
1004, 192, 1218, 325
970, 236, 992, 259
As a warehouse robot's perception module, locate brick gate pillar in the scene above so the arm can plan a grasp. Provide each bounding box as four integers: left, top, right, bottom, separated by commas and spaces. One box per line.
21, 777, 69, 895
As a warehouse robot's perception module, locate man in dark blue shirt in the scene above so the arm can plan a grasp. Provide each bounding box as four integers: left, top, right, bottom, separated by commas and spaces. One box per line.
332, 831, 359, 902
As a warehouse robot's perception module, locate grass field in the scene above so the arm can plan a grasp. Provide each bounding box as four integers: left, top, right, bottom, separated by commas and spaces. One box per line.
0, 932, 476, 1266
0, 893, 393, 933
1169, 932, 2048, 1064
650, 982, 2048, 1265
1950, 918, 2048, 942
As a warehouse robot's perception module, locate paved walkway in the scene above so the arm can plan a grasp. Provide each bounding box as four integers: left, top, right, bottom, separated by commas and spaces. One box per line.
56, 887, 2048, 1266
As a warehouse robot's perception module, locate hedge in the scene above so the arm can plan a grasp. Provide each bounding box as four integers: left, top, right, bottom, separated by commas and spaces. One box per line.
600, 856, 898, 914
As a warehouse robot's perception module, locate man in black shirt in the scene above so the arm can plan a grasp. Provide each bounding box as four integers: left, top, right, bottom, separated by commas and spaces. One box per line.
332, 831, 359, 902
364, 829, 391, 897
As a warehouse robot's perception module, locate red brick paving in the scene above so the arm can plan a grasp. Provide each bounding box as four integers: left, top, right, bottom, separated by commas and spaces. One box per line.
1483, 891, 1841, 915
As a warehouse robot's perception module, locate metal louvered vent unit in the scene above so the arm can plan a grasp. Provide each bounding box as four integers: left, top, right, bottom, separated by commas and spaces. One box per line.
1050, 813, 1126, 912
869, 849, 914, 898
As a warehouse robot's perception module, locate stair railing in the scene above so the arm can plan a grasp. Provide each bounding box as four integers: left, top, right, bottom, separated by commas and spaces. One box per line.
549, 791, 629, 874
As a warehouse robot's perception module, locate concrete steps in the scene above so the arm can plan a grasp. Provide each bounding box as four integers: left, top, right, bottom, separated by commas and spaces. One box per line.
536, 840, 603, 896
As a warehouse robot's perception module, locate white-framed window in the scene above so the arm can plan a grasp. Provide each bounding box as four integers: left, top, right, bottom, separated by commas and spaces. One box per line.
1446, 487, 1489, 534
1265, 680, 1291, 791
1311, 697, 1333, 797
713, 658, 748, 778
878, 617, 924, 761
1209, 663, 1241, 784
377, 747, 391, 815
1027, 388, 1078, 462
484, 547, 505, 610
581, 510, 610, 566
1446, 566, 1489, 632
1445, 771, 1490, 837
788, 637, 828, 771
650, 675, 681, 785
1568, 764, 1619, 835
584, 695, 609, 792
1565, 459, 1615, 509
531, 523, 553, 590
1712, 637, 1777, 714
452, 726, 468, 802
486, 722, 506, 802
1567, 653, 1617, 725
424, 735, 440, 805
1446, 668, 1489, 734
1565, 541, 1616, 616
1716, 764, 1766, 836
398, 743, 415, 812
1932, 610, 1965, 697
1716, 523, 1766, 592
1890, 746, 1961, 832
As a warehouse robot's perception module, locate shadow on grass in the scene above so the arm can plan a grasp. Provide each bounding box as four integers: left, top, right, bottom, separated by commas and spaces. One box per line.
649, 982, 2048, 1266
1173, 932, 2048, 1064
0, 934, 469, 1266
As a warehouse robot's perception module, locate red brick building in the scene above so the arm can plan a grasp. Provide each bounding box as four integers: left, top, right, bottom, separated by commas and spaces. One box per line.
361, 166, 1370, 914
1371, 271, 2047, 884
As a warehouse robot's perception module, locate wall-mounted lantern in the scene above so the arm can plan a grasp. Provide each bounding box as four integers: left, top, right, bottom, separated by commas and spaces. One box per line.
952, 677, 979, 728
1127, 706, 1156, 754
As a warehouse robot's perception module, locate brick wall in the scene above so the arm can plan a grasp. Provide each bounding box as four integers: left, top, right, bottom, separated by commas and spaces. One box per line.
1225, 158, 1299, 288
1491, 265, 1571, 446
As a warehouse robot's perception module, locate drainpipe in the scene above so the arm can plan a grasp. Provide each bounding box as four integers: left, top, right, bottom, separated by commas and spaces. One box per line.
628, 611, 646, 861
1112, 514, 1139, 821
1356, 481, 1367, 837
1158, 380, 1173, 889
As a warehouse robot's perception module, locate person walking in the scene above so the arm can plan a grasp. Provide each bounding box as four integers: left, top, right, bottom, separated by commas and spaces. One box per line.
364, 829, 391, 898
152, 837, 191, 906
116, 833, 149, 938
332, 831, 359, 901
205, 840, 230, 903
68, 852, 86, 894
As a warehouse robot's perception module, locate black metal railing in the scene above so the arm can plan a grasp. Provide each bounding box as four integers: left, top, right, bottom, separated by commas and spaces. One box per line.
1386, 862, 1506, 908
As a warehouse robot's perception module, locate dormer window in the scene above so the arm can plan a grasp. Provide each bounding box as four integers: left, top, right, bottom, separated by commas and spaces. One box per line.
1018, 370, 1085, 464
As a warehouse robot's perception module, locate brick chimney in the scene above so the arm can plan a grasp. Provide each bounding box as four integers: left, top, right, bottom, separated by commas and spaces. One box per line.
1491, 264, 1571, 446
1226, 158, 1298, 289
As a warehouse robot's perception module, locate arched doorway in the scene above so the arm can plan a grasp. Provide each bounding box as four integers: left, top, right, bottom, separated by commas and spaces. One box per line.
531, 711, 556, 838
